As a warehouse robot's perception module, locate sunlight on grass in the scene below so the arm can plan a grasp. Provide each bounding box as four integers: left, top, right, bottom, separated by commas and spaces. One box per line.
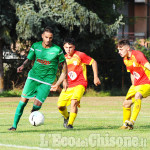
0, 89, 22, 97
84, 88, 111, 97
0, 97, 149, 150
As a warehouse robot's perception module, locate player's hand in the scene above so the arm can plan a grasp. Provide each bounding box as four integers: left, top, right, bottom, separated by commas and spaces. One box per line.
94, 77, 101, 86
17, 65, 24, 73
50, 84, 59, 92
63, 80, 68, 91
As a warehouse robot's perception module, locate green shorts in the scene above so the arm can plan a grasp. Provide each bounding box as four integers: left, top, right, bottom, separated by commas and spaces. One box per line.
21, 78, 51, 103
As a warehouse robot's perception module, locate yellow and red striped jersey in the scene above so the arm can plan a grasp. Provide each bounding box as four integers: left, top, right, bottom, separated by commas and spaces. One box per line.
65, 51, 94, 88
124, 50, 150, 86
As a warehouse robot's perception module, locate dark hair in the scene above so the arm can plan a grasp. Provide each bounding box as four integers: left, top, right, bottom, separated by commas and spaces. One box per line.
43, 26, 53, 34
118, 39, 130, 47
63, 38, 75, 45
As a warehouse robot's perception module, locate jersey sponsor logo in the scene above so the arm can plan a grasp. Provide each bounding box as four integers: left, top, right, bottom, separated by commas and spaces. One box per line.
35, 49, 42, 52
133, 71, 140, 80
68, 71, 77, 80
36, 58, 51, 65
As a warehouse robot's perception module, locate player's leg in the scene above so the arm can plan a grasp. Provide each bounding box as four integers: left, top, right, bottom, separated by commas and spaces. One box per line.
67, 99, 79, 129
32, 83, 51, 112
119, 99, 133, 129
57, 89, 71, 127
127, 84, 150, 129
58, 106, 69, 119
67, 85, 85, 129
124, 95, 142, 130
58, 106, 70, 128
120, 85, 135, 129
9, 79, 37, 131
31, 99, 42, 112
123, 99, 132, 121
9, 97, 29, 131
129, 92, 142, 126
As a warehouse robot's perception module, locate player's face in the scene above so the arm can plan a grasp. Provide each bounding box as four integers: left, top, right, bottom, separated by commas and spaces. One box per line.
63, 43, 75, 57
42, 32, 53, 47
118, 45, 130, 58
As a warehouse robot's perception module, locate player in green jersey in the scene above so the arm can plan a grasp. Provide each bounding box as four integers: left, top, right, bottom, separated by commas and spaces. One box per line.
8, 27, 67, 131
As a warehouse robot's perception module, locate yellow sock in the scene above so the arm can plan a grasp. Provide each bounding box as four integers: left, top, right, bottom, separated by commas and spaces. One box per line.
123, 107, 131, 123
130, 99, 141, 122
59, 108, 69, 119
68, 112, 77, 125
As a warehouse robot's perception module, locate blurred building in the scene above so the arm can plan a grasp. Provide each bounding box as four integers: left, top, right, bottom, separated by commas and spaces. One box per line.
117, 0, 150, 45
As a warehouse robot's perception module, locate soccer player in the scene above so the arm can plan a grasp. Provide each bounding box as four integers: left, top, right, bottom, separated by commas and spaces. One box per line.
117, 39, 150, 130
8, 27, 67, 131
51, 38, 101, 129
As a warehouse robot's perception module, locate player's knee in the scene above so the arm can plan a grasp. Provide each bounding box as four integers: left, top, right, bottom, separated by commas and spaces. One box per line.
135, 92, 142, 100
34, 99, 42, 106
58, 106, 66, 111
123, 100, 131, 108
21, 97, 29, 103
71, 100, 78, 107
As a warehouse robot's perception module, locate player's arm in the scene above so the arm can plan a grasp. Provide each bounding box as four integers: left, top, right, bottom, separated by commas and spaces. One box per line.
17, 43, 35, 73
130, 73, 134, 85
17, 59, 32, 73
91, 60, 101, 86
50, 60, 68, 91
144, 62, 150, 71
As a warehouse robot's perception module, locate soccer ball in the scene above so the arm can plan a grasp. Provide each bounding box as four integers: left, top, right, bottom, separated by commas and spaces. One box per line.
29, 111, 44, 126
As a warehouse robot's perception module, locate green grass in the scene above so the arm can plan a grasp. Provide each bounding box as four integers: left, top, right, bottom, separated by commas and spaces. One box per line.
84, 88, 111, 97
0, 89, 22, 97
0, 88, 121, 97
0, 96, 150, 150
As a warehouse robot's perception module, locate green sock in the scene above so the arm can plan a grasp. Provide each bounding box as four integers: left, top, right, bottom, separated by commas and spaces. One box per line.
31, 104, 41, 112
12, 101, 27, 129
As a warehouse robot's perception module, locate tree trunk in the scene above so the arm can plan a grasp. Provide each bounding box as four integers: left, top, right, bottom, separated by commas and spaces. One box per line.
0, 39, 4, 93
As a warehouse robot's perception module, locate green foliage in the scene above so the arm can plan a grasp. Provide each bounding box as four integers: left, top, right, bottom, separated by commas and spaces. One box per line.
15, 0, 123, 40
84, 88, 111, 97
0, 0, 16, 43
0, 89, 22, 97
1, 0, 125, 92
133, 39, 150, 62
86, 38, 125, 91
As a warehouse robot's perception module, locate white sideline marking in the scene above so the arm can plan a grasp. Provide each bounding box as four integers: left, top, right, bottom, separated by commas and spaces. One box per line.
0, 143, 58, 150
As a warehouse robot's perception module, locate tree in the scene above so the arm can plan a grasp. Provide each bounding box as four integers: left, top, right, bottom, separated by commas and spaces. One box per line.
13, 0, 124, 91
1, 0, 124, 91
0, 0, 16, 92
15, 0, 123, 40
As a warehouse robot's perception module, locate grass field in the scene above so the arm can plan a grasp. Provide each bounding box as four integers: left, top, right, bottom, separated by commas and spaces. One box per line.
0, 96, 150, 150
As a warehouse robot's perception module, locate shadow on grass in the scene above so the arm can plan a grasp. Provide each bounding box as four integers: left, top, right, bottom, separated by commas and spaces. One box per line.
1, 125, 120, 133
138, 125, 150, 129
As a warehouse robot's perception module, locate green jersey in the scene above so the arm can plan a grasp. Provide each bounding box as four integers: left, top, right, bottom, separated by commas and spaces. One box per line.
27, 41, 66, 85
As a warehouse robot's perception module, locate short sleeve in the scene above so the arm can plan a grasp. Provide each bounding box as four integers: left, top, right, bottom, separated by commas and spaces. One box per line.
27, 44, 35, 60
58, 49, 66, 63
135, 51, 148, 66
79, 52, 93, 65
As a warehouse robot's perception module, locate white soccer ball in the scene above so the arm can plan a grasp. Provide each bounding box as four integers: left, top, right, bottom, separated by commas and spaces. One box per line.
29, 111, 44, 126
